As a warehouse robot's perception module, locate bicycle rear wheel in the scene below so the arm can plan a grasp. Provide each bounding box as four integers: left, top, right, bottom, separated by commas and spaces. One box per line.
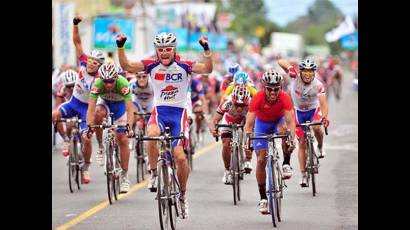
157, 161, 171, 230
267, 156, 277, 227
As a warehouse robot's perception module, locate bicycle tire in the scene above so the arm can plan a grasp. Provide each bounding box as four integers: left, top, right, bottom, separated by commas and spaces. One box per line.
157, 160, 171, 230
73, 138, 81, 191
68, 155, 74, 193
136, 138, 143, 183
308, 141, 316, 197
231, 145, 238, 205
274, 162, 282, 222
169, 166, 178, 229
267, 155, 277, 227
235, 145, 241, 202
113, 145, 121, 200
106, 142, 114, 205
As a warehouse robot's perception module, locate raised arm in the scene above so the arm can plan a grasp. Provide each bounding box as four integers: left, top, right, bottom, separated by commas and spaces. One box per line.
72, 16, 84, 58
116, 34, 145, 73
192, 37, 213, 74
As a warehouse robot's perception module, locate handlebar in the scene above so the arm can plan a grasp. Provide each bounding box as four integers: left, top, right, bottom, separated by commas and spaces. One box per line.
297, 121, 328, 135
54, 118, 82, 123
214, 123, 244, 142
133, 112, 151, 116
137, 134, 185, 141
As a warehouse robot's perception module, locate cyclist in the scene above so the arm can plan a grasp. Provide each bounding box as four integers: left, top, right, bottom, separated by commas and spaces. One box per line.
221, 71, 257, 103
52, 70, 77, 155
85, 63, 134, 193
278, 58, 330, 187
190, 77, 209, 142
209, 84, 253, 184
219, 63, 240, 103
116, 32, 213, 218
243, 69, 296, 214
52, 16, 105, 184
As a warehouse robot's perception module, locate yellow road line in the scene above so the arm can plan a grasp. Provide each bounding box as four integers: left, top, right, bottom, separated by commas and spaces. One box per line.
55, 142, 220, 230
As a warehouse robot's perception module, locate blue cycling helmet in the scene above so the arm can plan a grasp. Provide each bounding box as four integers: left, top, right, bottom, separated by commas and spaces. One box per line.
233, 71, 249, 85
227, 63, 241, 76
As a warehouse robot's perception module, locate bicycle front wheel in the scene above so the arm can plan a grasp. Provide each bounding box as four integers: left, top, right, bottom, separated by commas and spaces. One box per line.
274, 162, 283, 222
157, 160, 171, 230
307, 141, 316, 197
106, 143, 115, 204
267, 156, 277, 227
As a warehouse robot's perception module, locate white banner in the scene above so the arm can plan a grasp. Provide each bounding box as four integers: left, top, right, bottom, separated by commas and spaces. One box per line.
325, 16, 356, 43
53, 2, 76, 69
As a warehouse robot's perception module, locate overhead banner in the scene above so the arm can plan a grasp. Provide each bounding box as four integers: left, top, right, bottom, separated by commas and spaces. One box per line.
93, 16, 135, 51
52, 2, 76, 68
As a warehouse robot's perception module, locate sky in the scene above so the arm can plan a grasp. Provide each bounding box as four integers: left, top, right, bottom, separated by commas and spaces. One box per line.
263, 0, 358, 26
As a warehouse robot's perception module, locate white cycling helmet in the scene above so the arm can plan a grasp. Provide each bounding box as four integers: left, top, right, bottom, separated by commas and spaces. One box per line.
299, 58, 317, 71
61, 70, 78, 86
262, 70, 283, 85
88, 50, 105, 64
232, 84, 251, 105
153, 32, 177, 48
98, 63, 118, 80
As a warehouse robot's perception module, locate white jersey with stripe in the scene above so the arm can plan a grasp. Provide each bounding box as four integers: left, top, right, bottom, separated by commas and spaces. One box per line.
142, 59, 195, 109
129, 78, 154, 111
289, 75, 325, 111
72, 67, 98, 104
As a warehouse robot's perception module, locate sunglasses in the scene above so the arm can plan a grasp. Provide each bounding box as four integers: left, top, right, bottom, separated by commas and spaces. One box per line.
103, 79, 115, 84
137, 75, 148, 79
157, 47, 174, 52
265, 86, 281, 92
65, 85, 74, 89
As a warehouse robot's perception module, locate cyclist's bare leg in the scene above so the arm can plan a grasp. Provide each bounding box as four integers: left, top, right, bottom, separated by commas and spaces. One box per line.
116, 132, 130, 171
173, 146, 189, 193
193, 105, 203, 134
256, 150, 268, 185
221, 137, 232, 170
147, 124, 160, 174
312, 123, 324, 148
94, 105, 107, 147
66, 120, 73, 138
52, 110, 67, 139
297, 138, 307, 173
278, 123, 292, 159
81, 133, 92, 164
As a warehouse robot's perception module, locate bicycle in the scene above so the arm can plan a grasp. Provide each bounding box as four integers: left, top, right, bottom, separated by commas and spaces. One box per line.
296, 121, 328, 197
133, 111, 151, 183
54, 117, 84, 193
89, 113, 128, 205
138, 127, 185, 230
247, 131, 291, 227
215, 123, 245, 206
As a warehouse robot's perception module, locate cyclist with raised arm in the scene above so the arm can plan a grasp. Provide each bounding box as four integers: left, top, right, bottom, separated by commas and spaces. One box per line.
243, 70, 296, 214
278, 58, 330, 187
116, 32, 213, 218
209, 84, 253, 184
85, 63, 134, 193
52, 16, 105, 184
52, 70, 77, 156
219, 63, 240, 103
